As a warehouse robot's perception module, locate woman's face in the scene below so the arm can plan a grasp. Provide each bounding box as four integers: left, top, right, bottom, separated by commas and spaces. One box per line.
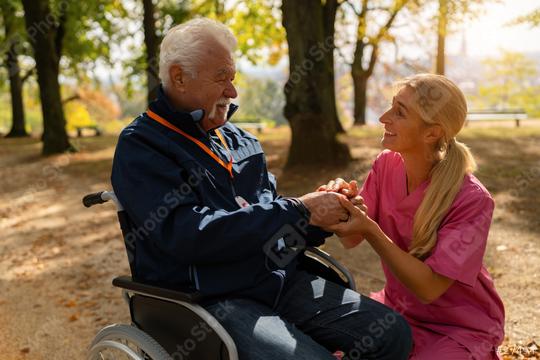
379, 86, 437, 156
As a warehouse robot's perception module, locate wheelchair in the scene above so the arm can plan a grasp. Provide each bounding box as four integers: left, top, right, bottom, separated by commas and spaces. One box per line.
83, 190, 357, 360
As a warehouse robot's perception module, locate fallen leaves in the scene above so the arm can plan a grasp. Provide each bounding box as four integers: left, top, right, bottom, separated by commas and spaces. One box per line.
500, 340, 540, 359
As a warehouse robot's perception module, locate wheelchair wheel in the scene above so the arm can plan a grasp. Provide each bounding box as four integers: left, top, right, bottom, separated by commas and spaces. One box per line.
88, 324, 172, 360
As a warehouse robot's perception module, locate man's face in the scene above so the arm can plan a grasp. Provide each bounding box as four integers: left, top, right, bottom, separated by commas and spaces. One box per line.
182, 40, 237, 131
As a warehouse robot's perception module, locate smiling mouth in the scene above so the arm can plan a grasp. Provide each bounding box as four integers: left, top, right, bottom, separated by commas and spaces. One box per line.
384, 131, 396, 137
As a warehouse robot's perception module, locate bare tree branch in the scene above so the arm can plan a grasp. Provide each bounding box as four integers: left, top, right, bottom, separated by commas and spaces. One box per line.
374, 0, 410, 44
366, 44, 378, 76
62, 93, 80, 104
21, 67, 34, 83
335, 45, 352, 66
367, 6, 391, 11
343, 0, 361, 16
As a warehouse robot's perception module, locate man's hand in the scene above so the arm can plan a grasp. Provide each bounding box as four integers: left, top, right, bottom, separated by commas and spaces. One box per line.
299, 192, 349, 228
318, 178, 360, 199
324, 196, 375, 238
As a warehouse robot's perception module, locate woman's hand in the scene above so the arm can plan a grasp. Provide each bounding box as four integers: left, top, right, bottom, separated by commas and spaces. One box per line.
324, 196, 377, 238
316, 178, 369, 248
327, 193, 368, 249
317, 178, 360, 199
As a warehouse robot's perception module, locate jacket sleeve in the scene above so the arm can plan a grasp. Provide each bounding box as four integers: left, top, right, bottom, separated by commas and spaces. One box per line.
111, 130, 310, 266
267, 173, 332, 247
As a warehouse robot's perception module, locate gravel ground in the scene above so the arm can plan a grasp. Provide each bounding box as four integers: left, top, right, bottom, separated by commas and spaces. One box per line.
1, 128, 538, 359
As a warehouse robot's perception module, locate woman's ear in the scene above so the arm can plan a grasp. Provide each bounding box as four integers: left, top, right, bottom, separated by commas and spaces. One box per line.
169, 64, 185, 92
424, 124, 444, 146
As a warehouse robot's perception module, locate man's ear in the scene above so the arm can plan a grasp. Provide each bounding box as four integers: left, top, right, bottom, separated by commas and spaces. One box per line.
169, 64, 185, 91
424, 124, 444, 146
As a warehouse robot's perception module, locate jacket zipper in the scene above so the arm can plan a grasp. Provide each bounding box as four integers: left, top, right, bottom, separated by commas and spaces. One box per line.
209, 133, 237, 201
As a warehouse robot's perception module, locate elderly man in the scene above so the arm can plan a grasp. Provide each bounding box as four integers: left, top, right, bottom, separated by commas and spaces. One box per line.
111, 18, 411, 360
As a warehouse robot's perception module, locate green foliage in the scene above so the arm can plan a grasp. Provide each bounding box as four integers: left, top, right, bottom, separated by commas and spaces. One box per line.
0, 67, 6, 91
234, 73, 286, 125
120, 0, 191, 94
218, 0, 286, 65
6, 0, 129, 79
0, 0, 33, 70
0, 81, 44, 134
473, 51, 540, 117
111, 84, 147, 118
59, 0, 129, 78
510, 7, 540, 27
123, 0, 286, 95
0, 0, 24, 45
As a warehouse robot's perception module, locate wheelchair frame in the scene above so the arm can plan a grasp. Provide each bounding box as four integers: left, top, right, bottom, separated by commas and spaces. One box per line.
83, 191, 356, 360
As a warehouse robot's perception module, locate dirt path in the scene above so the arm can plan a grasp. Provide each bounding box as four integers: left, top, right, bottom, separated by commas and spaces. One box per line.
1, 130, 539, 359
0, 137, 130, 359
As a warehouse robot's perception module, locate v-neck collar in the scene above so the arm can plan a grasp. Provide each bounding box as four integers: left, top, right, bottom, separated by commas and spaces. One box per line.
398, 155, 430, 203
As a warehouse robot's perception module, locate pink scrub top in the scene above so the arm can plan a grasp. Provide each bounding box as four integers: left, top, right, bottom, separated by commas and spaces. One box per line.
360, 150, 505, 359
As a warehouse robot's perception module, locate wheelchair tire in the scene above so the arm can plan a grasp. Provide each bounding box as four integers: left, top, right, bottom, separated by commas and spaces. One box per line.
88, 323, 172, 360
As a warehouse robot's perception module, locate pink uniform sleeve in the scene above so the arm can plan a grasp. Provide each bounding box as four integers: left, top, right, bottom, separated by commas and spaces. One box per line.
424, 188, 495, 287
360, 152, 387, 222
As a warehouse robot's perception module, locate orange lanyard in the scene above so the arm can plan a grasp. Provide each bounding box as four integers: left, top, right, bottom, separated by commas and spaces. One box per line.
146, 109, 234, 178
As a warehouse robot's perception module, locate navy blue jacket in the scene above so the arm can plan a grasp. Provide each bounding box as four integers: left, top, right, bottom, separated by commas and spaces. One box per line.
111, 88, 330, 307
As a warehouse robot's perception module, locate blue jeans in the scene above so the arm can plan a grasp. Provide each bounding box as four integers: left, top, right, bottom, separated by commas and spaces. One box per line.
204, 270, 412, 360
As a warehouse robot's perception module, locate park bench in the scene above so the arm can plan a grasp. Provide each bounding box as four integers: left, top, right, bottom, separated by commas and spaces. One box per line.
466, 109, 528, 127
233, 121, 267, 134
75, 125, 102, 137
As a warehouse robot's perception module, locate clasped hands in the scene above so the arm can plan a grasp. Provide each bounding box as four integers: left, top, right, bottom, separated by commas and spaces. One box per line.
299, 178, 376, 238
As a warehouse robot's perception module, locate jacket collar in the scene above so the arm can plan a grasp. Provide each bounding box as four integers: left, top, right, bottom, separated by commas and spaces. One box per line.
148, 85, 239, 138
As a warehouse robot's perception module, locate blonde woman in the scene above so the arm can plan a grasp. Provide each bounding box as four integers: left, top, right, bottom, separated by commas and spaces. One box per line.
321, 74, 504, 359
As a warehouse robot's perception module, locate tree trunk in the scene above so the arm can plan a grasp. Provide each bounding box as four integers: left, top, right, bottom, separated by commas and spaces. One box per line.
3, 13, 28, 137
351, 39, 376, 126
22, 0, 72, 154
350, 1, 405, 126
352, 72, 368, 125
351, 22, 376, 126
322, 0, 345, 133
282, 0, 350, 168
143, 0, 159, 104
436, 0, 447, 75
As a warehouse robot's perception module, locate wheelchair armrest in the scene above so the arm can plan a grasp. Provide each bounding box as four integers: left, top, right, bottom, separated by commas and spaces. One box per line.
112, 276, 203, 303
303, 246, 357, 291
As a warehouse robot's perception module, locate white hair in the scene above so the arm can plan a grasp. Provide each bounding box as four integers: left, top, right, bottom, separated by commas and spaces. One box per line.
158, 18, 237, 89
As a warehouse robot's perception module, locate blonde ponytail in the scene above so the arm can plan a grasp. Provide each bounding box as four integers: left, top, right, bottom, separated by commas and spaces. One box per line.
396, 74, 477, 259
409, 139, 477, 259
